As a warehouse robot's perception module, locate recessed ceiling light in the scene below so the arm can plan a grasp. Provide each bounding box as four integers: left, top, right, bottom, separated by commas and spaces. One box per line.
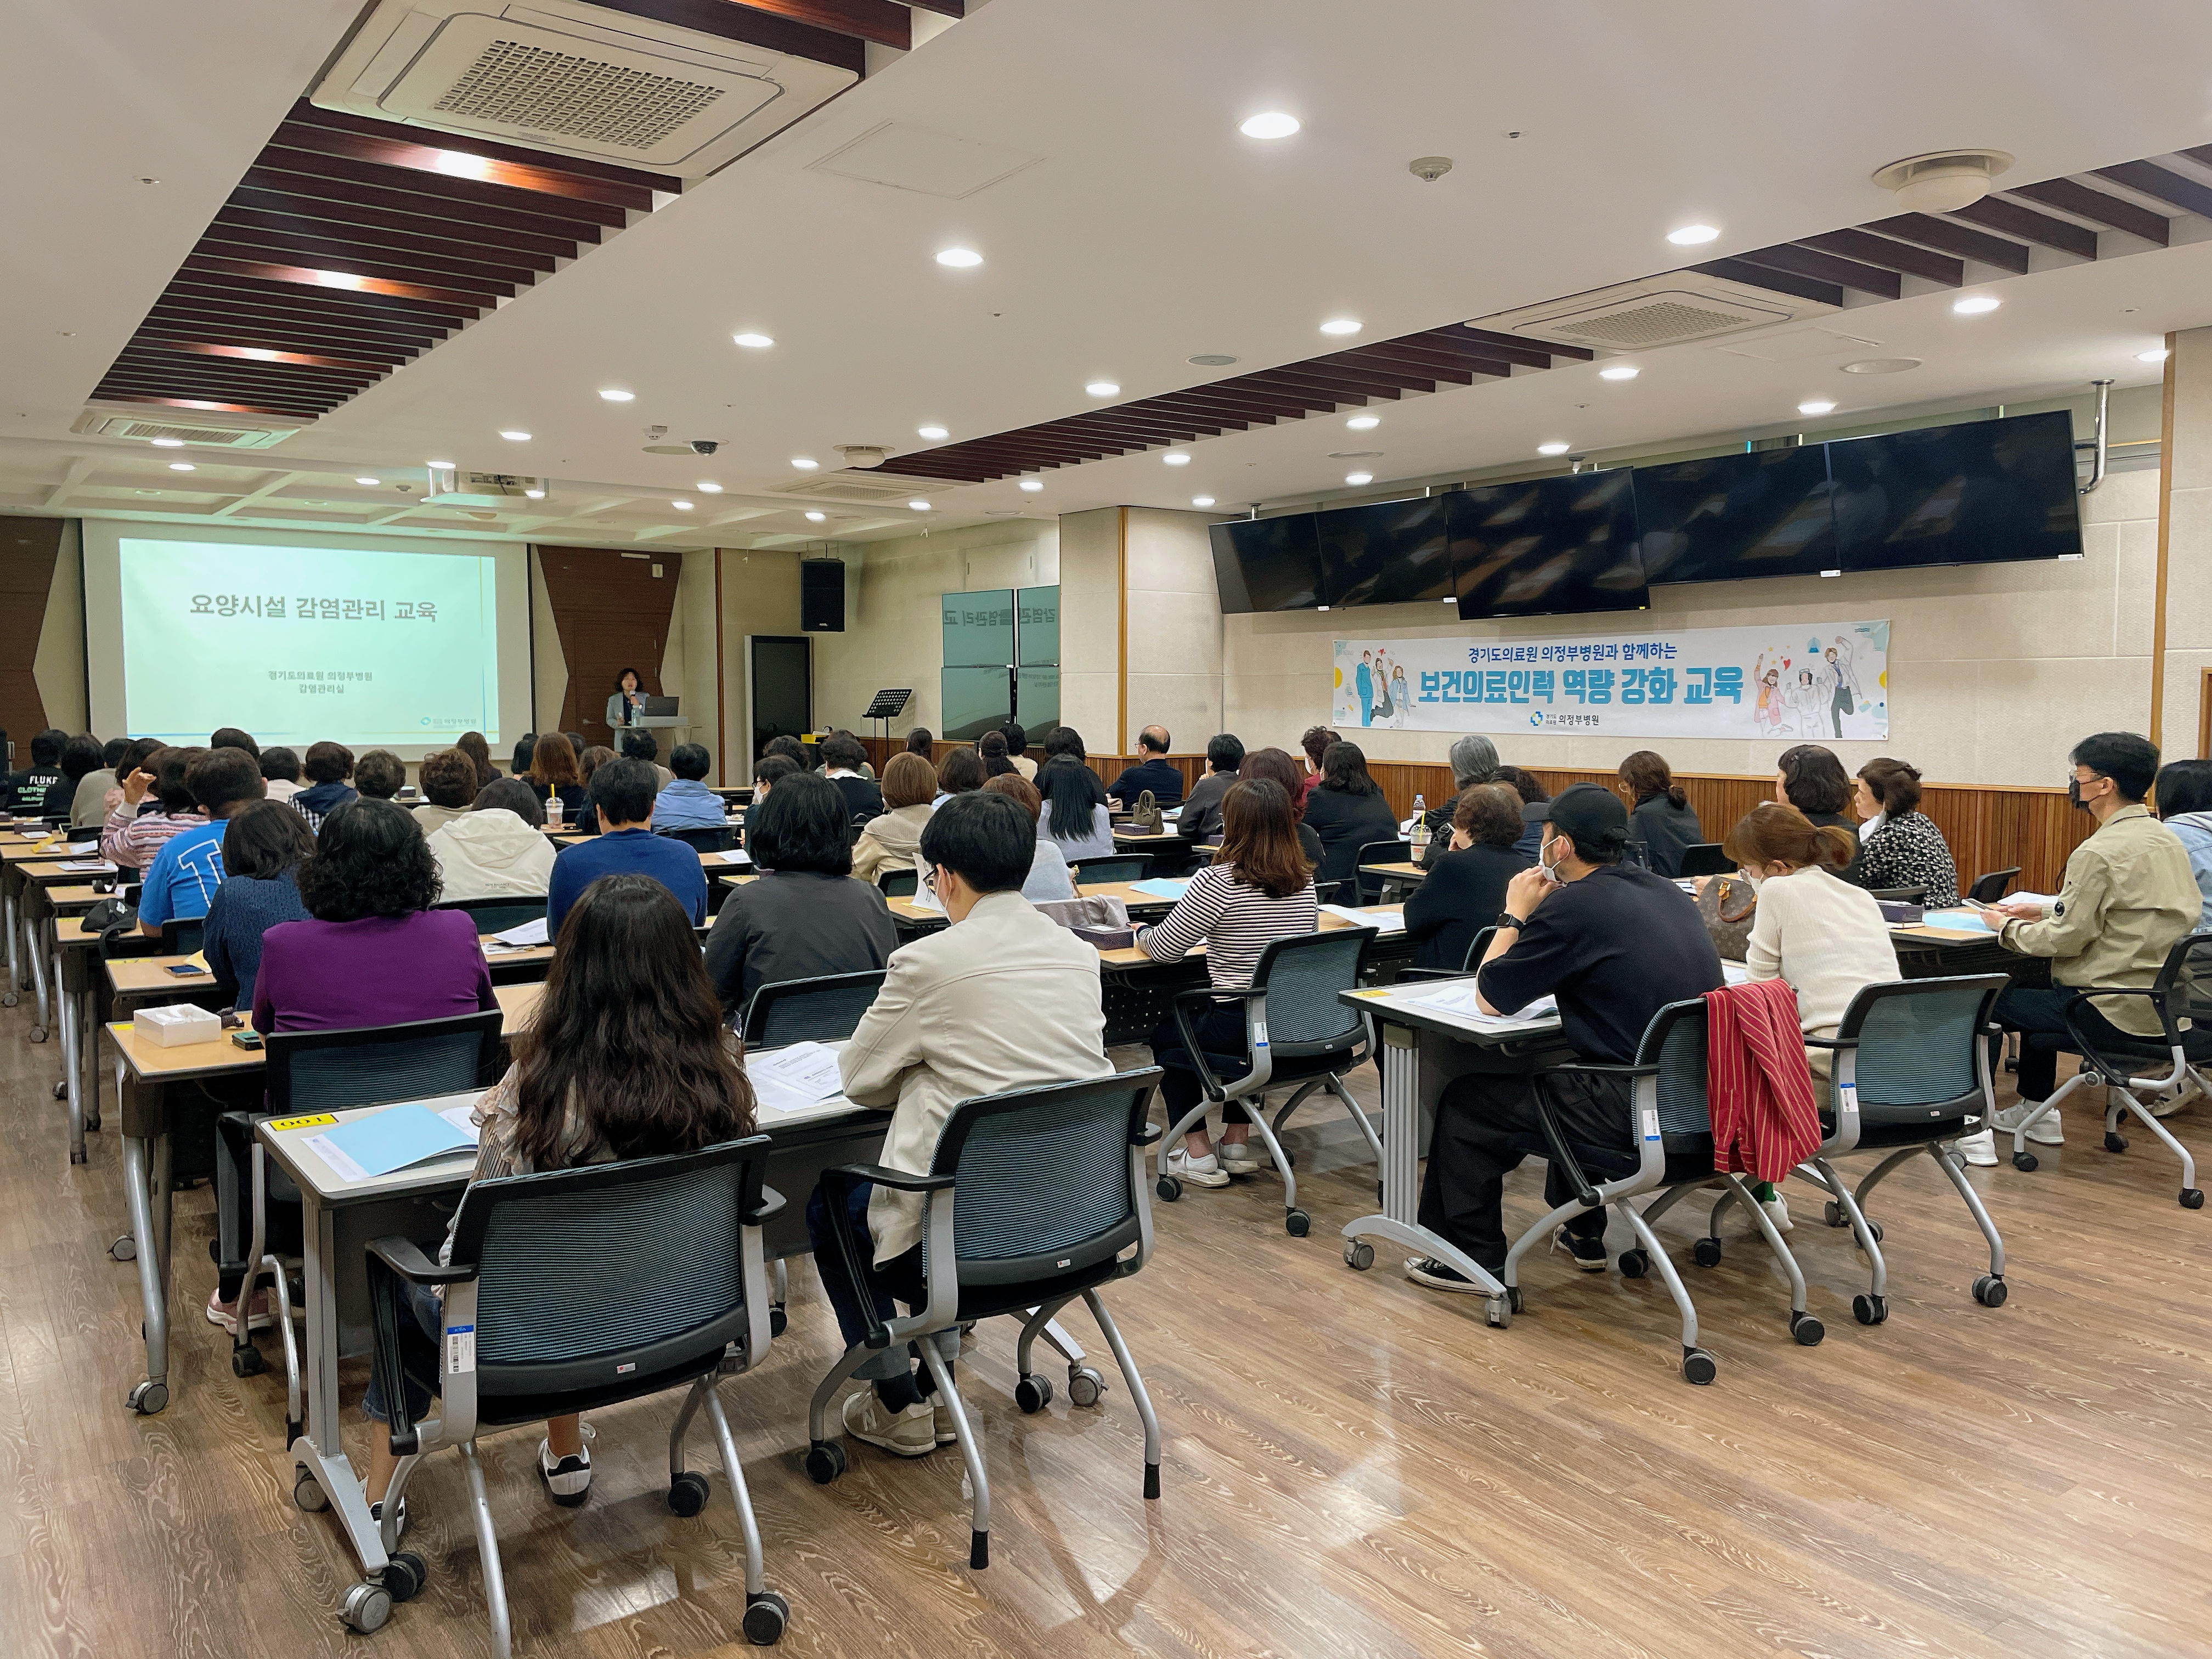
1193, 495, 1215, 507
1841, 357, 1922, 374
917, 425, 949, 440
355, 476, 380, 486
1239, 112, 1300, 140
1345, 414, 1381, 431
1537, 442, 1570, 456
2139, 347, 2170, 363
805, 510, 826, 522
1018, 479, 1043, 492
1345, 471, 1373, 486
672, 499, 693, 510
731, 332, 774, 348
935, 247, 982, 268
1319, 318, 1362, 335
1598, 365, 1639, 381
426, 460, 455, 470
499, 429, 531, 441
791, 457, 818, 470
1666, 223, 1720, 245
1797, 399, 1837, 415
1953, 295, 2001, 314
1163, 452, 1191, 465
149, 437, 184, 448
169, 461, 195, 471
597, 388, 635, 402
524, 488, 545, 499
907, 499, 931, 510
1085, 380, 1120, 397
697, 481, 723, 493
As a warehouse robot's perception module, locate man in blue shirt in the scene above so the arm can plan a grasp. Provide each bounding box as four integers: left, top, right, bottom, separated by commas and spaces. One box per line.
547, 757, 707, 935
1105, 725, 1184, 809
653, 742, 726, 831
138, 747, 267, 935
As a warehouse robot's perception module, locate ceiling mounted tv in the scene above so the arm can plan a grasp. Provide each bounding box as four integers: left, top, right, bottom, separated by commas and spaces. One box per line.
1316, 494, 1454, 607
1635, 445, 1839, 585
1209, 515, 1327, 613
1829, 409, 2083, 573
1452, 469, 1647, 620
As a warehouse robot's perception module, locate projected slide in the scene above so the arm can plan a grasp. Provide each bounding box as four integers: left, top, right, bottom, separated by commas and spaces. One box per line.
119, 538, 499, 746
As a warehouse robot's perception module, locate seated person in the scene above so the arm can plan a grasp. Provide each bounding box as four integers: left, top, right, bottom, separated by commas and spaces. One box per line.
1106, 724, 1184, 809
750, 754, 799, 799
815, 791, 1111, 1458
70, 735, 124, 830
1177, 733, 1244, 841
1403, 783, 1530, 971
1000, 720, 1036, 780
1497, 765, 1548, 860
4, 726, 66, 812
2154, 758, 2212, 932
977, 730, 1018, 778
527, 732, 591, 825
1035, 752, 1115, 860
50, 733, 105, 824
981, 773, 1074, 900
933, 746, 987, 809
211, 726, 259, 760
821, 733, 885, 825
1416, 736, 1502, 866
427, 780, 557, 901
705, 770, 898, 1017
258, 745, 303, 806
291, 741, 358, 830
100, 743, 198, 872
360, 873, 757, 1521
763, 733, 809, 771
1775, 744, 1861, 880
853, 752, 938, 883
510, 733, 537, 781
138, 746, 266, 936
1618, 751, 1702, 878
1143, 778, 1317, 1188
353, 749, 407, 802
1301, 741, 1401, 893
1239, 747, 1327, 866
410, 749, 478, 834
458, 730, 501, 789
546, 757, 705, 935
654, 742, 726, 830
202, 800, 316, 1007
621, 729, 675, 789
253, 799, 496, 1035
1850, 758, 1959, 906
1983, 733, 2199, 1146
904, 726, 933, 757
1407, 783, 1724, 1293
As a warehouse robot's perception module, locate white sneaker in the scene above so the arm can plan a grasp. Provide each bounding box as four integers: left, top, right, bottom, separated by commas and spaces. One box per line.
1993, 1102, 2064, 1146
1164, 1146, 1230, 1188
539, 1439, 593, 1507
1759, 1192, 1792, 1233
1953, 1128, 1999, 1167
842, 1390, 935, 1457
1217, 1139, 1271, 1173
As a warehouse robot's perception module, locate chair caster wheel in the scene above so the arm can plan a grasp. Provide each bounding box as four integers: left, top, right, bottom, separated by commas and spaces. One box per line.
1692, 1237, 1722, 1268
1155, 1176, 1181, 1203
1790, 1311, 1824, 1346
53, 1080, 66, 1100
1681, 1347, 1717, 1385
126, 1379, 168, 1414
1484, 1295, 1511, 1329
1344, 1240, 1374, 1271
2105, 1131, 2129, 1154
1284, 1209, 1311, 1237
1822, 1201, 1844, 1228
2182, 1188, 2205, 1210
1973, 1274, 2008, 1307
383, 1550, 426, 1605
231, 1345, 264, 1378
29, 1025, 47, 1043
340, 1581, 393, 1634
110, 1235, 135, 1261
667, 1470, 710, 1516
294, 1469, 328, 1511
742, 1589, 789, 1645
1618, 1249, 1650, 1279
1068, 1367, 1105, 1406
769, 1305, 787, 1338
2, 991, 16, 1007
1864, 1220, 1883, 1243
1015, 1375, 1054, 1414
1852, 1293, 1888, 1326
2012, 1151, 2038, 1172
803, 1440, 846, 1484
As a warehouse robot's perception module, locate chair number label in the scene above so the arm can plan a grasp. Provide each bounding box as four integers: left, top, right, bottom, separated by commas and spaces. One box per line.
446, 1324, 475, 1374
1252, 1019, 1268, 1048
1839, 1084, 1858, 1110
1641, 1108, 1660, 1143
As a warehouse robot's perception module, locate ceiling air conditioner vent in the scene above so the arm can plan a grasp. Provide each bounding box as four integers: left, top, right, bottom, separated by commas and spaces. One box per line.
770, 476, 940, 502
1476, 272, 1833, 352
72, 408, 300, 448
313, 0, 857, 179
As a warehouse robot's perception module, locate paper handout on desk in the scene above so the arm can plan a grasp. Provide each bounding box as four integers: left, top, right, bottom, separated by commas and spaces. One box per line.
486, 917, 549, 949
746, 1040, 849, 1118
1319, 903, 1404, 934
303, 1101, 480, 1183
1131, 878, 1191, 900
719, 849, 753, 866
1401, 979, 1558, 1028
58, 859, 116, 873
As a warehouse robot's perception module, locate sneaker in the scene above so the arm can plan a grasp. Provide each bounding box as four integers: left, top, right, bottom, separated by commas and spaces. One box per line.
1403, 1256, 1484, 1293
364, 1488, 407, 1541
1993, 1102, 2064, 1146
931, 1395, 960, 1446
205, 1285, 272, 1333
1553, 1228, 1609, 1272
1954, 1128, 1999, 1167
1759, 1192, 1792, 1234
1217, 1138, 1271, 1173
538, 1439, 593, 1507
1163, 1146, 1230, 1188
842, 1390, 936, 1458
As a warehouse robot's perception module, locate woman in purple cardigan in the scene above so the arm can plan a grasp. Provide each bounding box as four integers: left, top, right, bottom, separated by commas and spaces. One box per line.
253, 798, 495, 1035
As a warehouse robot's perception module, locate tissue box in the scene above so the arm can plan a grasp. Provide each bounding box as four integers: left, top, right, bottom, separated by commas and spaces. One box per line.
1074, 924, 1136, 950
134, 1003, 223, 1047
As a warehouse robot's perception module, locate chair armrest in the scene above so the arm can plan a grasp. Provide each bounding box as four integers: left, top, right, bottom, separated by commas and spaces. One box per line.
814, 1166, 913, 1351
367, 1234, 476, 1285
1392, 968, 1470, 983
822, 1161, 957, 1195
1803, 1036, 1858, 1050
1534, 1060, 1658, 1080
1132, 1122, 1163, 1147
1171, 988, 1261, 1101
742, 1183, 787, 1228
1527, 1087, 1602, 1210
1169, 986, 1265, 1005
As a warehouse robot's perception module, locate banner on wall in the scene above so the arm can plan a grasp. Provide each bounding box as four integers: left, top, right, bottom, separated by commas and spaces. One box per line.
1331, 620, 1889, 741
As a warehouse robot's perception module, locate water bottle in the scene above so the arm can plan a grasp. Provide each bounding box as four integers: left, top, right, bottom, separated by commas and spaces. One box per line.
1409, 794, 1429, 850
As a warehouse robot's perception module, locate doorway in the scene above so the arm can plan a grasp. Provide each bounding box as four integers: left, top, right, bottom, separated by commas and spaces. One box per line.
748, 635, 811, 773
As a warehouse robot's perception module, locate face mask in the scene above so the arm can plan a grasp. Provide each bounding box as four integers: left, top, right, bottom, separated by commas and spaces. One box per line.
2068, 777, 2086, 811
1734, 867, 1763, 892
1539, 834, 1566, 883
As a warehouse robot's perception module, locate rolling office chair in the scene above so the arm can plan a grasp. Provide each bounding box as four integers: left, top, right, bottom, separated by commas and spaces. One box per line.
739, 970, 885, 1048
1678, 843, 1734, 878
359, 1137, 789, 1650
1351, 838, 1413, 904
1967, 867, 2021, 904
1153, 928, 1380, 1235
1071, 855, 1153, 885
805, 1071, 1165, 1571
157, 917, 206, 956
433, 895, 549, 934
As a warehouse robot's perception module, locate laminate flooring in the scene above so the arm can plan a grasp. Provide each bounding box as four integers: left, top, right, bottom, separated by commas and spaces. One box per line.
2, 987, 2208, 1659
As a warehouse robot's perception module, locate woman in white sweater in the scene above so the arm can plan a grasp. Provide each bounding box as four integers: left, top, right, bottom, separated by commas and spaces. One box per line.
1722, 802, 1904, 1224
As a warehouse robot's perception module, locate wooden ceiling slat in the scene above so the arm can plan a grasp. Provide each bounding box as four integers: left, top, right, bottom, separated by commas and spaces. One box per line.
1054, 410, 1211, 440
718, 0, 911, 49
280, 101, 681, 194
162, 273, 463, 330
149, 294, 444, 352
95, 368, 344, 408
1444, 324, 1592, 364
229, 185, 581, 262
1114, 403, 1252, 433
1689, 258, 1845, 308
907, 0, 962, 14
214, 204, 562, 275
115, 343, 380, 384
241, 161, 623, 237
1860, 212, 2032, 274
1331, 345, 1478, 385
577, 0, 865, 72
1732, 242, 1901, 299
1358, 338, 1514, 378
1247, 365, 1406, 400
1308, 352, 1440, 393
1794, 228, 1963, 285
179, 254, 493, 313
1945, 197, 2097, 259
195, 225, 538, 292
1205, 375, 1344, 413
2097, 159, 2212, 223
261, 127, 655, 212
138, 338, 390, 373
2008, 178, 2168, 245
932, 434, 1121, 464
139, 316, 418, 362
1141, 386, 1308, 421
92, 387, 329, 419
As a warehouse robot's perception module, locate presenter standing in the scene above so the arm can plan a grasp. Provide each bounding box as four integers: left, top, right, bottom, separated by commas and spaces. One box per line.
606, 668, 648, 732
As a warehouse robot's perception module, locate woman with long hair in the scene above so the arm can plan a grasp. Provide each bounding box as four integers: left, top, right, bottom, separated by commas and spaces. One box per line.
1617, 749, 1702, 877
982, 772, 1075, 899
361, 873, 758, 1517
977, 730, 1018, 778
455, 730, 499, 792
1238, 747, 1324, 866
1142, 778, 1318, 1188
1300, 740, 1400, 891
1035, 748, 1114, 860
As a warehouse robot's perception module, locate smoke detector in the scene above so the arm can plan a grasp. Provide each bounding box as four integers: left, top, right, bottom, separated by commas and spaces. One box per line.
836, 444, 891, 469
1871, 149, 2013, 215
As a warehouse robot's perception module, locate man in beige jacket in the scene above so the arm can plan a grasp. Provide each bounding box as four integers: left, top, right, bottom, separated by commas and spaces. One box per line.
814, 789, 1110, 1458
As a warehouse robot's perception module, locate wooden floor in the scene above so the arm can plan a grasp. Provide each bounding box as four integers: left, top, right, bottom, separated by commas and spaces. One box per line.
3, 988, 2210, 1659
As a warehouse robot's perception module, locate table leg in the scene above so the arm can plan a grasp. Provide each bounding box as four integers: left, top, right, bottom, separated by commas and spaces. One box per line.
78, 974, 100, 1134
24, 901, 51, 1036
3, 872, 19, 1005
122, 1133, 172, 1414
290, 1191, 386, 1576
59, 981, 83, 1164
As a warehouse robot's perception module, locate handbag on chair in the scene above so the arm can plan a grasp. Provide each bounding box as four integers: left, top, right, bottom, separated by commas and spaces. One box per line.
1127, 789, 1163, 834
1694, 874, 1758, 962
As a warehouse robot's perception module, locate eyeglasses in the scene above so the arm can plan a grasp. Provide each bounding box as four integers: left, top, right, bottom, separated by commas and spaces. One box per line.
921, 867, 938, 893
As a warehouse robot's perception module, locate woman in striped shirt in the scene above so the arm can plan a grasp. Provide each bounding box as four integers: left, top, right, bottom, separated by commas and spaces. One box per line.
1142, 777, 1318, 1188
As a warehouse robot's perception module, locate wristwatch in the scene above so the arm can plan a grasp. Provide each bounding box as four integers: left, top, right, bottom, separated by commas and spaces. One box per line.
1493, 915, 1525, 931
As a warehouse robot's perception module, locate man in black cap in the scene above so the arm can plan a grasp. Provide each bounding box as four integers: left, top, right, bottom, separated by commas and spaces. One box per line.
1407, 781, 1724, 1293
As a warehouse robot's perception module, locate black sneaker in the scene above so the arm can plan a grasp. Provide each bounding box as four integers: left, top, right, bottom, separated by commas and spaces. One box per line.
1403, 1256, 1484, 1293
539, 1440, 593, 1507
1553, 1229, 1609, 1272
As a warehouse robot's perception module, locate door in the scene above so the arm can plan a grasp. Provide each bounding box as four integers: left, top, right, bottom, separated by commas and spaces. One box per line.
534, 546, 677, 748
749, 635, 811, 768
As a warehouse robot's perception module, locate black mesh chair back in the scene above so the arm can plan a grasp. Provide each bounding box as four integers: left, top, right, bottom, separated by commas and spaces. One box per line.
2159, 934, 2212, 1039
264, 1008, 505, 1116
1249, 928, 1372, 1056
1678, 843, 1733, 878
1073, 855, 1152, 885
1836, 975, 2004, 1128
160, 917, 205, 956
740, 969, 886, 1048
1967, 867, 2019, 904
662, 825, 737, 854
1866, 886, 1929, 904
878, 869, 918, 897
449, 1136, 771, 1420
434, 895, 548, 935
1352, 839, 1412, 904
1460, 925, 1498, 972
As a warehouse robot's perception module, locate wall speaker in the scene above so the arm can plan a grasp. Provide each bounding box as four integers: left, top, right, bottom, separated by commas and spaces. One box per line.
800, 558, 845, 632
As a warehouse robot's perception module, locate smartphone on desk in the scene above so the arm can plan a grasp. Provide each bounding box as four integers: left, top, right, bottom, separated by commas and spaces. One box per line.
165, 963, 207, 977
230, 1031, 263, 1050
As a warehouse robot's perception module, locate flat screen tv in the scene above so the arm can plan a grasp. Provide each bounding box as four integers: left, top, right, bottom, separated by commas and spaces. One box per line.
1452, 469, 1647, 620
1829, 410, 2082, 573
1315, 494, 1455, 606
1634, 445, 1839, 585
1209, 515, 1328, 613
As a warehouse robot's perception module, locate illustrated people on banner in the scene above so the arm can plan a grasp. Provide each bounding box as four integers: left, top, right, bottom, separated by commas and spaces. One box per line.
1389, 661, 1410, 728
1356, 650, 1375, 727
1825, 639, 1863, 738
1788, 667, 1825, 736
1753, 652, 1786, 736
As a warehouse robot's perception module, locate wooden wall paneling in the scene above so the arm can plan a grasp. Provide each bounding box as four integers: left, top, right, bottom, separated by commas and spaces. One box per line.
0, 518, 64, 763
533, 546, 679, 750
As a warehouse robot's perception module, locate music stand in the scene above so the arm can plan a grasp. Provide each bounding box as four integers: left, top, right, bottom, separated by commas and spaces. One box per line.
864, 688, 913, 753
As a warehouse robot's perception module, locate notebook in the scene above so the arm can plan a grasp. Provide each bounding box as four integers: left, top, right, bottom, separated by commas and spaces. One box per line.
303, 1101, 480, 1183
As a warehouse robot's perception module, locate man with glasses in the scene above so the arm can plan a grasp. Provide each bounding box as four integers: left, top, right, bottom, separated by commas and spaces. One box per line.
1973, 732, 2198, 1154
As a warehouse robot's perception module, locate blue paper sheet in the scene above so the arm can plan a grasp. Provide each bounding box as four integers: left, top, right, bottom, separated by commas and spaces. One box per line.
1132, 878, 1192, 900
307, 1102, 476, 1181
1918, 909, 1994, 934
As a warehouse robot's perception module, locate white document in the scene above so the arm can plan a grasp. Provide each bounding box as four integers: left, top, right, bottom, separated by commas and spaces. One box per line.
438, 1103, 483, 1141
303, 1133, 370, 1184
1319, 903, 1406, 934
746, 1041, 849, 1117
1401, 980, 1558, 1025
719, 848, 753, 866
63, 841, 99, 855
58, 859, 116, 873
489, 917, 549, 947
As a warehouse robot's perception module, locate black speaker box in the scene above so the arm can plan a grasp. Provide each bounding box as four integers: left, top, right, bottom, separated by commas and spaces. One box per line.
800, 559, 845, 631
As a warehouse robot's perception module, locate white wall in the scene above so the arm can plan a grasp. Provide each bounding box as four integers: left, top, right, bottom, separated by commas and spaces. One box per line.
2160, 325, 2212, 755
1124, 507, 1223, 749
